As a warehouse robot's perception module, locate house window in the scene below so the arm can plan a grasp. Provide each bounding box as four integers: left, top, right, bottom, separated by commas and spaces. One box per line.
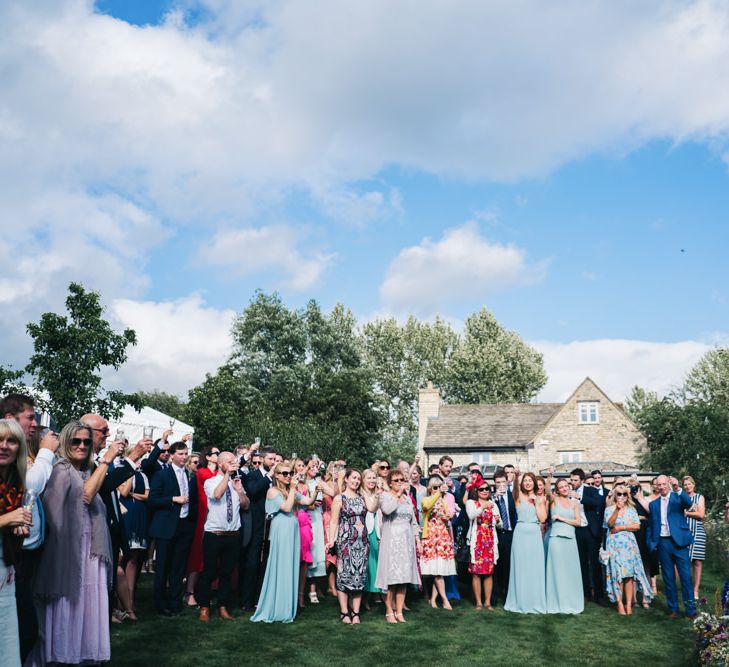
578, 401, 599, 424
559, 450, 582, 464
469, 452, 491, 466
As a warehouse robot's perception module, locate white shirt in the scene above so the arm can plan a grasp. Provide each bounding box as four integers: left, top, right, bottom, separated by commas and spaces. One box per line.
575, 485, 589, 527
660, 494, 671, 537
171, 463, 189, 518
24, 448, 56, 549
204, 475, 241, 532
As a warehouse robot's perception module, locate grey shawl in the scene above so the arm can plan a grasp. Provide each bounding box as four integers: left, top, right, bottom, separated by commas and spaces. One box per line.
34, 460, 112, 601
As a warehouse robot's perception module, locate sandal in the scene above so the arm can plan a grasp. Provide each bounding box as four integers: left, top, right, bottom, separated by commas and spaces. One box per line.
309, 591, 320, 604
351, 612, 361, 625
385, 612, 397, 624
340, 611, 352, 624
395, 612, 406, 622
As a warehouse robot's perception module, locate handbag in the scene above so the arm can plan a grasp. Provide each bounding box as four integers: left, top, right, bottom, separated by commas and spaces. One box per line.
598, 528, 610, 565
454, 525, 470, 564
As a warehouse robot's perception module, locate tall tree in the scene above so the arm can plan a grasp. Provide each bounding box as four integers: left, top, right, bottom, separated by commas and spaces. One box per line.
684, 347, 729, 405
25, 282, 141, 424
444, 308, 547, 404
136, 390, 188, 422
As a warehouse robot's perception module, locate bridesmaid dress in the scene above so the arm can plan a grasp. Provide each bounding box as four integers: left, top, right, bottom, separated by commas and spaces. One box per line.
251, 493, 300, 623
545, 502, 584, 614
504, 501, 546, 614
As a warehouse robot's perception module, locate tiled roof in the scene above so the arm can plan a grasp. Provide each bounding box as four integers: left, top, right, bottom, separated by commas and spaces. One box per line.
423, 403, 562, 449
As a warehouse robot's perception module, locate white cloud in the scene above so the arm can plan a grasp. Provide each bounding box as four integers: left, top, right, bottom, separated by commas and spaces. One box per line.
533, 338, 711, 402
380, 221, 546, 313
109, 294, 235, 395
198, 224, 334, 291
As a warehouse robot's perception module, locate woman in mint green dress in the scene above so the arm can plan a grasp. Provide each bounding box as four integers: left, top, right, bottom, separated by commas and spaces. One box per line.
546, 479, 584, 614
252, 462, 314, 623
504, 472, 548, 614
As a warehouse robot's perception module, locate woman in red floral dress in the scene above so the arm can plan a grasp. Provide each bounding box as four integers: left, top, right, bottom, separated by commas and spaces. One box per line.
465, 477, 500, 609
420, 477, 456, 610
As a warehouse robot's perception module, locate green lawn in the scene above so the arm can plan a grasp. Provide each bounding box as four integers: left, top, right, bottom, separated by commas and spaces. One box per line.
110, 562, 726, 666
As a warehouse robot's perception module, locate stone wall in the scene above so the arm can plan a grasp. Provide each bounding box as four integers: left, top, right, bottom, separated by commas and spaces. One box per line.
418, 382, 442, 451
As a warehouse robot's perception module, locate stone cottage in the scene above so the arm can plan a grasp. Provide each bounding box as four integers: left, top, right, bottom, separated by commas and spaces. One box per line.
418, 377, 647, 475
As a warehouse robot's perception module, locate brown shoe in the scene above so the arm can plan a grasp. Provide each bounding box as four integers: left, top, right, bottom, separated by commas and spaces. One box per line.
218, 606, 234, 620
199, 607, 210, 622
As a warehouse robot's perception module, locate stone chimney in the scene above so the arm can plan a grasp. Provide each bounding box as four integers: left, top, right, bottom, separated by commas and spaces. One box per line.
418, 381, 441, 451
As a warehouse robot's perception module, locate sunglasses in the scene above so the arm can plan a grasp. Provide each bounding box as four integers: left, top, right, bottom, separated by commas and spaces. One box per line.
379, 465, 390, 470
71, 437, 92, 447
211, 450, 221, 455
251, 460, 261, 465
390, 478, 404, 483
478, 487, 489, 492
615, 492, 629, 497
90, 427, 110, 435
279, 471, 292, 477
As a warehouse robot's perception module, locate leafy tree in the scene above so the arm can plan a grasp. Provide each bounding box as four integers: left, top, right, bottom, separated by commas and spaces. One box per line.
136, 390, 188, 422
25, 282, 141, 424
0, 365, 25, 397
623, 385, 660, 424
684, 347, 729, 405
444, 308, 547, 404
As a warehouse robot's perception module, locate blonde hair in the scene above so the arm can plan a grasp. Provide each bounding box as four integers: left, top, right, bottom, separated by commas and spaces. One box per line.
272, 460, 294, 495
58, 421, 93, 470
0, 419, 28, 490
682, 475, 696, 486
613, 484, 635, 509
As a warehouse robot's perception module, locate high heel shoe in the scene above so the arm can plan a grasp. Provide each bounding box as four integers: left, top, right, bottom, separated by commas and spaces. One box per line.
385, 612, 397, 624
395, 612, 407, 622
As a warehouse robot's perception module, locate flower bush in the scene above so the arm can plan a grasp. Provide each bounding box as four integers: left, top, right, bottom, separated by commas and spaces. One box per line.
693, 600, 729, 666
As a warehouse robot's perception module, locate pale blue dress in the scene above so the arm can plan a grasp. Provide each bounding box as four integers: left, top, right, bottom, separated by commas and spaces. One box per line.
306, 479, 327, 577
504, 501, 546, 614
603, 507, 653, 604
251, 493, 300, 623
546, 502, 584, 614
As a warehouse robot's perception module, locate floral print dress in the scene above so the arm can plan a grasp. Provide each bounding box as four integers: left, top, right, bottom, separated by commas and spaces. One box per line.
420, 498, 456, 577
469, 505, 495, 575
603, 506, 653, 603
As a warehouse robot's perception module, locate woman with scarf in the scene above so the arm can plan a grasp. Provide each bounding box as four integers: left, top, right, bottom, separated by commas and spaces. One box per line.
0, 419, 31, 667
32, 420, 122, 665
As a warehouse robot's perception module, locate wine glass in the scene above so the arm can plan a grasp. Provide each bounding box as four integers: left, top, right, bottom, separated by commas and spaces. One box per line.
143, 425, 154, 439
115, 428, 125, 442
169, 418, 176, 429
23, 490, 37, 511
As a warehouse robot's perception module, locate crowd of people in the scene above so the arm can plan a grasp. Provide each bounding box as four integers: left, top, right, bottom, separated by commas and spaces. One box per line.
0, 392, 722, 665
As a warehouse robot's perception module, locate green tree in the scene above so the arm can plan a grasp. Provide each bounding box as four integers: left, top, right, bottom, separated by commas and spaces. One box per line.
0, 365, 24, 397
136, 390, 188, 422
684, 347, 729, 405
444, 308, 547, 403
623, 385, 660, 424
25, 282, 141, 424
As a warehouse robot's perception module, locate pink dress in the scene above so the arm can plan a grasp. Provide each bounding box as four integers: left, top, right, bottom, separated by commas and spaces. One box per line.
297, 486, 313, 564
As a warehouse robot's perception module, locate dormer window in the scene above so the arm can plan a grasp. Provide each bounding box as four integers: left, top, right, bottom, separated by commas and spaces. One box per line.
578, 401, 599, 424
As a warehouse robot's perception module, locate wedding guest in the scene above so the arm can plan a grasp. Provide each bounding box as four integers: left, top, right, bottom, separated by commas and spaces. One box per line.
493, 468, 517, 606
592, 470, 608, 498
420, 477, 456, 610
504, 471, 547, 614
503, 464, 516, 492
187, 452, 200, 474
646, 475, 696, 618
376, 469, 421, 623
240, 447, 275, 611
198, 452, 249, 621
0, 419, 31, 667
535, 475, 551, 539
34, 421, 119, 665
294, 459, 313, 608
322, 462, 344, 597
361, 469, 382, 606
409, 465, 427, 525
118, 445, 151, 620
186, 445, 219, 607
604, 484, 653, 614
546, 479, 584, 614
570, 468, 605, 604
149, 441, 199, 616
682, 475, 706, 601
327, 469, 379, 624
305, 456, 329, 603
465, 476, 500, 610
251, 461, 313, 623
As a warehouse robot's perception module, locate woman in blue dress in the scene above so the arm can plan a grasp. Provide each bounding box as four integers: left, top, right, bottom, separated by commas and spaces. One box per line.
545, 479, 584, 614
252, 461, 314, 623
504, 471, 548, 614
603, 484, 653, 615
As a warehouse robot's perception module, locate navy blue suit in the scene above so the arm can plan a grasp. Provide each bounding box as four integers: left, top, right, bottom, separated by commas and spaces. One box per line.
575, 485, 605, 601
647, 489, 695, 615
239, 468, 272, 608
149, 465, 198, 613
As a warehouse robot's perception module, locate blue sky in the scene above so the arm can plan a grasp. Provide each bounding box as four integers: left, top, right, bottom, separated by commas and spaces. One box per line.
2, 0, 728, 401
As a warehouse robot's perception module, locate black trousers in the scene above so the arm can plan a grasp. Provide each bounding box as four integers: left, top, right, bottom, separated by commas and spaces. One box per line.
15, 549, 40, 663
493, 528, 513, 605
154, 519, 195, 613
576, 527, 602, 599
239, 527, 265, 608
198, 531, 240, 608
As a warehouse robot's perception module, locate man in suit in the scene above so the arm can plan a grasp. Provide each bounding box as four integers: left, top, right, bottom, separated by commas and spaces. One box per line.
149, 441, 198, 615
647, 475, 697, 618
493, 467, 517, 606
570, 468, 606, 603
239, 446, 276, 610
141, 429, 174, 481
591, 470, 608, 498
